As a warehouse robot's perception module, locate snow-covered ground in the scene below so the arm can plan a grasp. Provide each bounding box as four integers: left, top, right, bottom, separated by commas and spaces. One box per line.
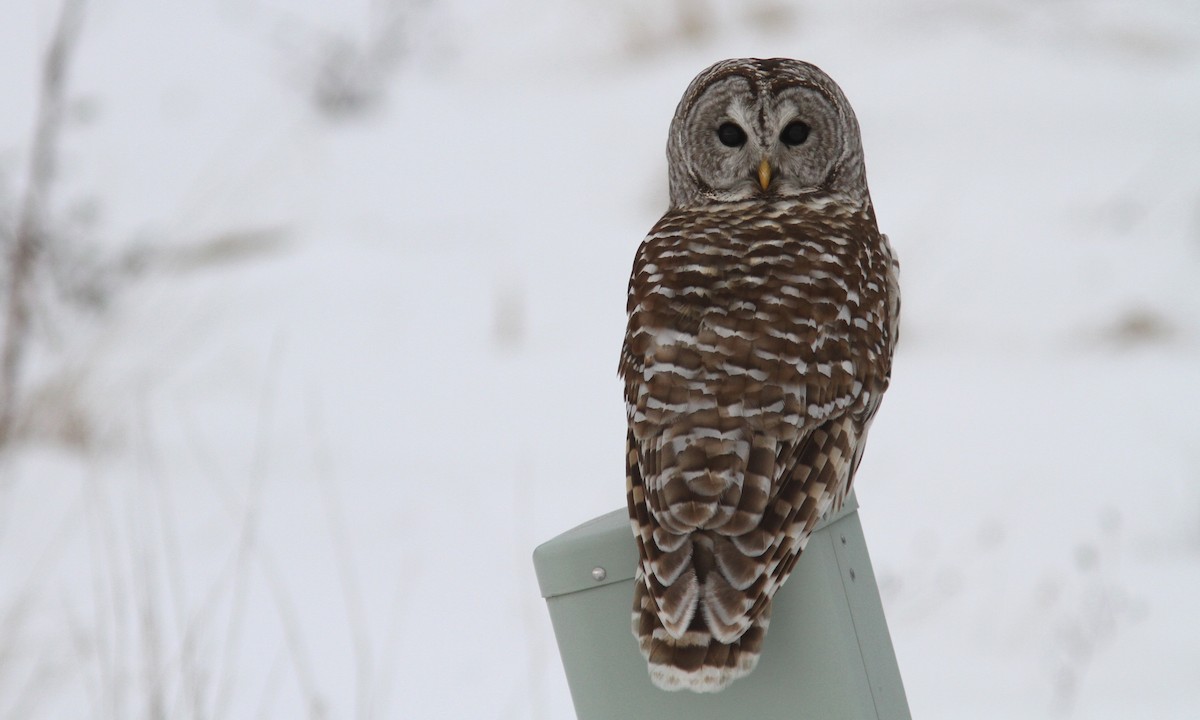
2, 1, 1198, 718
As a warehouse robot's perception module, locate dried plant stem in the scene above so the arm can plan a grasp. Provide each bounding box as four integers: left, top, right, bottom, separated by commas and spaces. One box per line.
0, 0, 85, 446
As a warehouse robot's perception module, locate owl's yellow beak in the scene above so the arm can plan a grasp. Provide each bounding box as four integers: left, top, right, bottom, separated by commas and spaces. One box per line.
757, 157, 772, 191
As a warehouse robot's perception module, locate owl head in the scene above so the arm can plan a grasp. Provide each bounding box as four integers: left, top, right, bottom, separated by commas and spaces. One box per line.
666, 58, 870, 209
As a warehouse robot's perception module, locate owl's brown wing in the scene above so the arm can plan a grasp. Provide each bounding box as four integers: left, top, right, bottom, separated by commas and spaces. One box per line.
625, 411, 864, 692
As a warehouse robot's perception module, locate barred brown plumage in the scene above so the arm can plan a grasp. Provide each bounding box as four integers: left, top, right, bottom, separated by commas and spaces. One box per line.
619, 58, 899, 692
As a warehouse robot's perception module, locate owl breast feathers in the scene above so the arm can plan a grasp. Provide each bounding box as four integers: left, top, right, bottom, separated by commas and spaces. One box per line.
620, 58, 899, 693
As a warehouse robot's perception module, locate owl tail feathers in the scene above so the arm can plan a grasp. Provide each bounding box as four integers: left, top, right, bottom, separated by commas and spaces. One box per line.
632, 572, 770, 693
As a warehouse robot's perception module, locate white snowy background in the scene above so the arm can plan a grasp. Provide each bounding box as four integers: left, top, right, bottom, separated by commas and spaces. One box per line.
1, 0, 1198, 718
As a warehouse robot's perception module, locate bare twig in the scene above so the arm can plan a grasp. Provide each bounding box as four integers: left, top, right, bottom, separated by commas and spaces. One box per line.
1, 644, 56, 720
0, 0, 87, 446
252, 646, 288, 720
63, 595, 102, 716
0, 492, 87, 719
254, 544, 327, 720
81, 461, 130, 720
213, 335, 284, 720
307, 387, 372, 719
133, 395, 200, 720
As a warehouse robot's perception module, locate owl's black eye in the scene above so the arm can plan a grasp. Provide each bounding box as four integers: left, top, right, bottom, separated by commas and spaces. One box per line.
780, 121, 810, 146
716, 122, 747, 148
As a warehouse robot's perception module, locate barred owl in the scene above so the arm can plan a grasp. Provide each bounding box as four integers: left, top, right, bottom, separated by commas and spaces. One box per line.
620, 58, 900, 693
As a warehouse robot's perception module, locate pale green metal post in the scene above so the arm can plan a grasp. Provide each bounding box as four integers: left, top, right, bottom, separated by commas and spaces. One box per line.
533, 492, 911, 719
